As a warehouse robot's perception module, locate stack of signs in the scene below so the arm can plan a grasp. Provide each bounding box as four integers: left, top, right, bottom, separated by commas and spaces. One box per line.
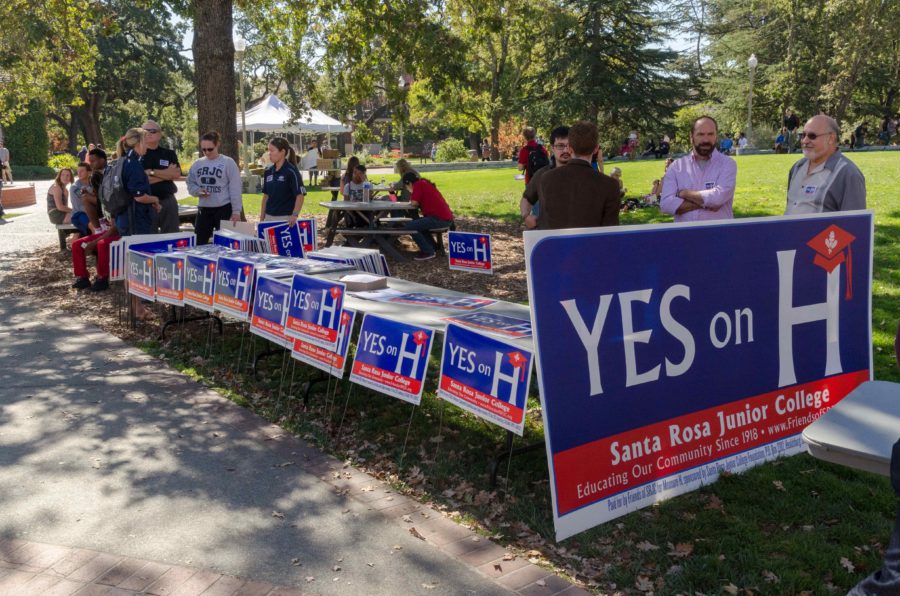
284, 273, 346, 350
309, 246, 390, 277
448, 231, 492, 274
126, 250, 156, 300
110, 239, 126, 281
113, 232, 195, 282
291, 308, 357, 378
265, 257, 355, 276
213, 253, 258, 320
349, 314, 434, 405
154, 253, 186, 306
442, 312, 533, 339
182, 246, 227, 312
214, 228, 267, 253
258, 219, 317, 257
351, 288, 496, 311
437, 323, 533, 435
250, 271, 294, 348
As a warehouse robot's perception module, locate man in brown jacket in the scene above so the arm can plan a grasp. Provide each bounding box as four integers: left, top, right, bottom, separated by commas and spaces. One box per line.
536, 121, 620, 230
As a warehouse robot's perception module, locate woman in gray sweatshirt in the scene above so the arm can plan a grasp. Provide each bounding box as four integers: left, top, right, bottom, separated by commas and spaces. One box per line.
187, 131, 243, 244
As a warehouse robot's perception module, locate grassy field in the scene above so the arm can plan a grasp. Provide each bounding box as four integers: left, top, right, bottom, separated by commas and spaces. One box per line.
165, 152, 900, 593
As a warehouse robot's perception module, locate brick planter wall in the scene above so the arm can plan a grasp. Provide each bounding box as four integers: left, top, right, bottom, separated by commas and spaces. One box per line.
1, 184, 36, 208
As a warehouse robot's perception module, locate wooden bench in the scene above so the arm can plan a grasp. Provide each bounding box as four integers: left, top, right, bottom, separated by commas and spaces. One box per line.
56, 224, 79, 251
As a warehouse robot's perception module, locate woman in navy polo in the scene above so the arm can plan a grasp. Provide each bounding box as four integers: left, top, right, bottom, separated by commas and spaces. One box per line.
260, 137, 306, 226
115, 127, 161, 236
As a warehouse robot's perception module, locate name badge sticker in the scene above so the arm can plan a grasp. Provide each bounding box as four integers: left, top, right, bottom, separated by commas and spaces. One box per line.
805, 185, 817, 194
704, 181, 715, 190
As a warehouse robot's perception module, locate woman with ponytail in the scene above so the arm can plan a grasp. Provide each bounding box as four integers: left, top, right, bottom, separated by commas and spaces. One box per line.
260, 137, 306, 226
116, 127, 160, 236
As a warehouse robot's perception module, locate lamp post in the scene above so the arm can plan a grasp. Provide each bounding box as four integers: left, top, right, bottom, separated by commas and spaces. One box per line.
398, 74, 410, 158
747, 53, 758, 146
235, 37, 249, 175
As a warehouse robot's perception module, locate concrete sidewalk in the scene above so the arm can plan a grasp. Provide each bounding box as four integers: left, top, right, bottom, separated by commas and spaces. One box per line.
0, 230, 580, 596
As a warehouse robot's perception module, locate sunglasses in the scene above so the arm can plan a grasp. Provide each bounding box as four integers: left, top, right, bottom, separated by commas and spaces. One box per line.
200, 147, 216, 153
798, 131, 831, 140
144, 129, 160, 134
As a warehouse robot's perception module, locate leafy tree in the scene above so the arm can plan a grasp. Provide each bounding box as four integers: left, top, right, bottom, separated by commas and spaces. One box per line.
0, 1, 96, 126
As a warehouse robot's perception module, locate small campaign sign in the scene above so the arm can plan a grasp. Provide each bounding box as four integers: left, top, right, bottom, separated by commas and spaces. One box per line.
297, 218, 317, 253
292, 308, 358, 378
213, 255, 256, 319
263, 222, 305, 258
388, 291, 496, 310
183, 253, 218, 312
126, 250, 155, 301
349, 314, 435, 405
284, 273, 346, 350
442, 311, 533, 338
438, 323, 533, 435
525, 212, 873, 541
250, 274, 292, 348
154, 253, 186, 306
448, 231, 492, 274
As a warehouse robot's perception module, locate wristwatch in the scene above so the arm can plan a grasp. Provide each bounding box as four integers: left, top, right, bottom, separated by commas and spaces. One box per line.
150, 169, 156, 176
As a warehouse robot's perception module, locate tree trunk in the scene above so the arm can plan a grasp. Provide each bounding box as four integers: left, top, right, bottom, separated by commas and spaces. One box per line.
490, 114, 501, 160
74, 94, 104, 148
192, 0, 238, 163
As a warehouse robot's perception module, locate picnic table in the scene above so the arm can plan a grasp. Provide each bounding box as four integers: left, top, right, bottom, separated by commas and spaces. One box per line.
320, 200, 447, 262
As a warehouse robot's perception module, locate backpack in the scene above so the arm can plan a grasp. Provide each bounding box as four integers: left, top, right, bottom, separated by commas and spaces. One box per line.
99, 158, 131, 217
526, 144, 550, 178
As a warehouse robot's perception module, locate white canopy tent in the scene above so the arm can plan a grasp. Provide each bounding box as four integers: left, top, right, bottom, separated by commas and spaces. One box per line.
238, 94, 350, 135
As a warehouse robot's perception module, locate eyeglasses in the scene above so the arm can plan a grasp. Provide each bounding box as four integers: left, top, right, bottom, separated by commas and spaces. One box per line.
200, 147, 216, 153
798, 131, 831, 140
552, 143, 570, 150
144, 129, 160, 134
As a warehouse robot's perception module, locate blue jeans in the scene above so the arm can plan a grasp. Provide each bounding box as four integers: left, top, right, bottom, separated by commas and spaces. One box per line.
404, 217, 452, 255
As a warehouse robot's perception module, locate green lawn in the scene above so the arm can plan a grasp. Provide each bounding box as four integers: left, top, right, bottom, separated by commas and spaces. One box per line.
166, 153, 900, 593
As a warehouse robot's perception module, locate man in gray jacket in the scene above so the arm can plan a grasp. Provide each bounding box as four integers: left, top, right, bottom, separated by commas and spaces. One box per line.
785, 114, 866, 215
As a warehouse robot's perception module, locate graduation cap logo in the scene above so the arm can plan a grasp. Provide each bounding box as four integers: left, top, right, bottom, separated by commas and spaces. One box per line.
806, 225, 855, 300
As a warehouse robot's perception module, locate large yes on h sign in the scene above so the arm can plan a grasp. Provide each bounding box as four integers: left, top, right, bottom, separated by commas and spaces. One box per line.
438, 323, 533, 435
350, 314, 435, 405
284, 273, 345, 350
214, 255, 256, 320
525, 212, 873, 541
448, 231, 492, 274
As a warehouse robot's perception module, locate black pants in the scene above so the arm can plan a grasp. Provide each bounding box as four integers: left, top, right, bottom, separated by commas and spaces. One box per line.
195, 204, 232, 245
155, 193, 179, 233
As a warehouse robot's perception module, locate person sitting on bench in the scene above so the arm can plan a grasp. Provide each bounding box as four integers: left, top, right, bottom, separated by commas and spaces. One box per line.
401, 171, 454, 261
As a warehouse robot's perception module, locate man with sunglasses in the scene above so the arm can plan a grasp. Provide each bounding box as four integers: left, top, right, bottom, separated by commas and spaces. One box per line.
785, 115, 866, 215
141, 120, 182, 233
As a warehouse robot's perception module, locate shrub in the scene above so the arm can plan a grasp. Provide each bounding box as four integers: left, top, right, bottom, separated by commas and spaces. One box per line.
4, 100, 49, 166
435, 138, 469, 162
48, 153, 79, 171
10, 165, 56, 180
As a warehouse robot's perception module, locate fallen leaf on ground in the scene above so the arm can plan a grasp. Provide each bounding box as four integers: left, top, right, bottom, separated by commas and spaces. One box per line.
635, 576, 654, 591
502, 553, 514, 561
840, 557, 855, 572
773, 480, 785, 491
409, 527, 426, 540
667, 542, 694, 558
422, 582, 438, 589
636, 540, 660, 552
763, 569, 779, 583
305, 576, 315, 583
723, 582, 739, 594
290, 558, 301, 567
271, 511, 284, 519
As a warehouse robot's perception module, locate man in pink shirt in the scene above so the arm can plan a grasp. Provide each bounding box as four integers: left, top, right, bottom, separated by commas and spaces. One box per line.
660, 116, 737, 222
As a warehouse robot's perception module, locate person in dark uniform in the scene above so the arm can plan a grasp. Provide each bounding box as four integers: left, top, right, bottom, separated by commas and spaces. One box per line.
259, 137, 306, 226
140, 119, 181, 233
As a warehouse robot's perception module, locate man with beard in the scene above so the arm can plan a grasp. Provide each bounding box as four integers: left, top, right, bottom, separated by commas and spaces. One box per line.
784, 114, 866, 215
661, 116, 737, 222
520, 125, 570, 230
